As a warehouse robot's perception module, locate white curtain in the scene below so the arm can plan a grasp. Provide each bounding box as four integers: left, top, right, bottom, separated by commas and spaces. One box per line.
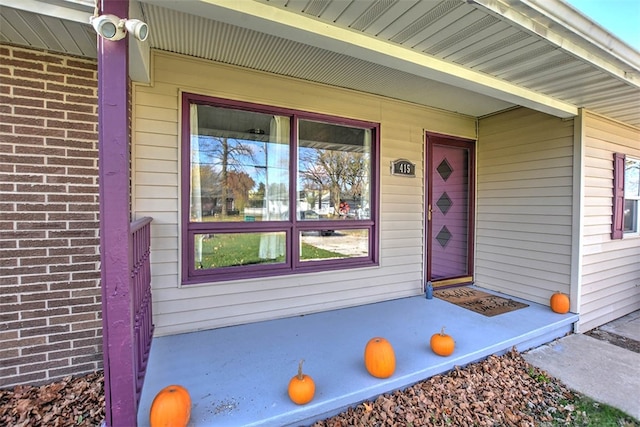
259, 116, 289, 259
191, 104, 204, 267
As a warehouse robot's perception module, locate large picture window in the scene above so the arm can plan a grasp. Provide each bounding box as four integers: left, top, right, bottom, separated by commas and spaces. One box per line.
182, 93, 379, 284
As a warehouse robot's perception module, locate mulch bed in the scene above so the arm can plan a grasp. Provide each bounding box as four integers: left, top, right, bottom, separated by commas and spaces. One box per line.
314, 349, 578, 426
0, 372, 104, 427
0, 348, 636, 426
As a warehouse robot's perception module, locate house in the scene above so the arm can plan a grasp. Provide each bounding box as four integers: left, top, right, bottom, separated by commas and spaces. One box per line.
1, 0, 638, 425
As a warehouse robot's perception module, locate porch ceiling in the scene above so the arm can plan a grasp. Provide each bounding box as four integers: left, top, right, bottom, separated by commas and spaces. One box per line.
1, 0, 639, 126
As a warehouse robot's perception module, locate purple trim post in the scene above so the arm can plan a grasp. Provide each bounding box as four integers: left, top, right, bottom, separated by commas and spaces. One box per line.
97, 0, 137, 425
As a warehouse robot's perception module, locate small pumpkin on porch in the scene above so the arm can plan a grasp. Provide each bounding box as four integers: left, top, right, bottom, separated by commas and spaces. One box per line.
149, 384, 191, 427
430, 327, 455, 357
550, 291, 570, 314
364, 337, 396, 378
288, 359, 315, 405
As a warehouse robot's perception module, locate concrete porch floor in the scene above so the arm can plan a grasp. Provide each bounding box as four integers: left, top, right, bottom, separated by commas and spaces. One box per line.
137, 288, 578, 427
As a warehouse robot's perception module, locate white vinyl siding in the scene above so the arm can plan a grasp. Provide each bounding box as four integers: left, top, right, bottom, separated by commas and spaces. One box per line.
475, 108, 575, 305
133, 50, 475, 336
579, 111, 640, 332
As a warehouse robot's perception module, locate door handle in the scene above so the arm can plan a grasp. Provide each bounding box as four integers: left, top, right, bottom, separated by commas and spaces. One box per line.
428, 204, 432, 221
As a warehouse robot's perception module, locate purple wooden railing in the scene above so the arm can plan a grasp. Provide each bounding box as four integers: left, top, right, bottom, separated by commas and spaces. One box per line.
130, 216, 154, 403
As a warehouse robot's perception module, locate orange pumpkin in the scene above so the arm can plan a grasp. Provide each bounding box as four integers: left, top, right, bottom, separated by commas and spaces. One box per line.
364, 337, 396, 378
288, 359, 315, 405
550, 292, 570, 314
430, 327, 455, 357
149, 384, 191, 427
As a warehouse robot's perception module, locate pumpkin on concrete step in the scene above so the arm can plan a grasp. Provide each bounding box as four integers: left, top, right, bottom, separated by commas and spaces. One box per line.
550, 291, 570, 314
430, 327, 455, 357
149, 384, 191, 427
364, 337, 396, 378
288, 359, 315, 405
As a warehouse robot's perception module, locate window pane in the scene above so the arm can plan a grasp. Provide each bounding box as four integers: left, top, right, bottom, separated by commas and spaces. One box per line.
624, 200, 637, 232
297, 120, 371, 221
194, 232, 286, 269
300, 229, 369, 261
190, 104, 290, 222
625, 158, 640, 198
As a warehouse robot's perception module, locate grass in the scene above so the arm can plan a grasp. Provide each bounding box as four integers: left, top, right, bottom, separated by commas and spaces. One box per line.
526, 365, 638, 426
548, 393, 639, 426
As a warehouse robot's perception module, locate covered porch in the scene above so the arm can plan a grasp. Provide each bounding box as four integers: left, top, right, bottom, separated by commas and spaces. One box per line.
136, 289, 577, 427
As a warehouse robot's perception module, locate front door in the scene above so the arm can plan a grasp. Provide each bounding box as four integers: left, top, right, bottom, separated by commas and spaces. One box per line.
426, 133, 475, 288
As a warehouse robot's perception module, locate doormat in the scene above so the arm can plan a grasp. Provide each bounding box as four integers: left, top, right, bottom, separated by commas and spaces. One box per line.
433, 287, 528, 317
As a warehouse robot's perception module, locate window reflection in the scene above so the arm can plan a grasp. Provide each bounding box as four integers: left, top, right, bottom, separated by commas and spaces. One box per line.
190, 105, 290, 222
297, 120, 371, 221
194, 232, 286, 269
300, 229, 369, 261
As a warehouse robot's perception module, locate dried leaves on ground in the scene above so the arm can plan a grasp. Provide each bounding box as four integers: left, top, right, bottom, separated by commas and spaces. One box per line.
1, 349, 637, 426
0, 371, 104, 427
313, 349, 635, 427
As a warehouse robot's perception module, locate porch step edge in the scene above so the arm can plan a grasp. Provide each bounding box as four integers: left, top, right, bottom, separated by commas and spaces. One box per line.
261, 314, 580, 427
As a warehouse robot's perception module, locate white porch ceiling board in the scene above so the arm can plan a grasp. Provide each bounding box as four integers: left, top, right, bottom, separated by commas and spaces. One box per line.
0, 0, 92, 24
476, 41, 555, 75
0, 10, 28, 45
417, 12, 498, 55
538, 72, 609, 96
40, 14, 94, 56
302, 0, 347, 21
499, 53, 575, 84
358, 0, 421, 36
515, 61, 590, 89
569, 80, 634, 102
0, 6, 95, 57
453, 30, 532, 68
403, 4, 472, 50
372, 1, 448, 41
1, 7, 45, 48
438, 19, 513, 62
332, 1, 375, 27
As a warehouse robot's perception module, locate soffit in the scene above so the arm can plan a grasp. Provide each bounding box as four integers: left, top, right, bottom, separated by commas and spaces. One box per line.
1, 0, 638, 127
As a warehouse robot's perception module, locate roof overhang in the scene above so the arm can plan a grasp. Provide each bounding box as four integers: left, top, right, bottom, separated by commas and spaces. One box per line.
2, 0, 639, 126
154, 0, 577, 118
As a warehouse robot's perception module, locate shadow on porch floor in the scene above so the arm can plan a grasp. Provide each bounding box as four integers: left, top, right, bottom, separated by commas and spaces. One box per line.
137, 288, 578, 427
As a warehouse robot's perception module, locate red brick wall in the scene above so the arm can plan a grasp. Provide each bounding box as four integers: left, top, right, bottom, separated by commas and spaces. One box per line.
0, 44, 102, 388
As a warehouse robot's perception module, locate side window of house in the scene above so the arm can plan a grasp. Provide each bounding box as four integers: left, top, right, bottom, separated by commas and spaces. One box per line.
624, 156, 640, 233
182, 93, 379, 284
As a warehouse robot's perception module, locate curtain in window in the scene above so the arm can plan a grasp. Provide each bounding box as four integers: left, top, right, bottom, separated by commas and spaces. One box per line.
191, 104, 204, 265
259, 116, 289, 259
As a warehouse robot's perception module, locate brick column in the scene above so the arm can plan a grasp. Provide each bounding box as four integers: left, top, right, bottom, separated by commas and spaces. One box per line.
0, 44, 101, 388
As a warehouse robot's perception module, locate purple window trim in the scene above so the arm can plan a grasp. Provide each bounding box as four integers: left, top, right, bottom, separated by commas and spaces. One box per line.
611, 152, 625, 240
180, 92, 380, 285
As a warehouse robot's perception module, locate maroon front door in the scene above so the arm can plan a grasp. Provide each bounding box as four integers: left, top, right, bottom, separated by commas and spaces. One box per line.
426, 133, 475, 288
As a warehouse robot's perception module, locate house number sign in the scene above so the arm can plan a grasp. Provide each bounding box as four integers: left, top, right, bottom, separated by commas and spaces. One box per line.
391, 159, 416, 177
